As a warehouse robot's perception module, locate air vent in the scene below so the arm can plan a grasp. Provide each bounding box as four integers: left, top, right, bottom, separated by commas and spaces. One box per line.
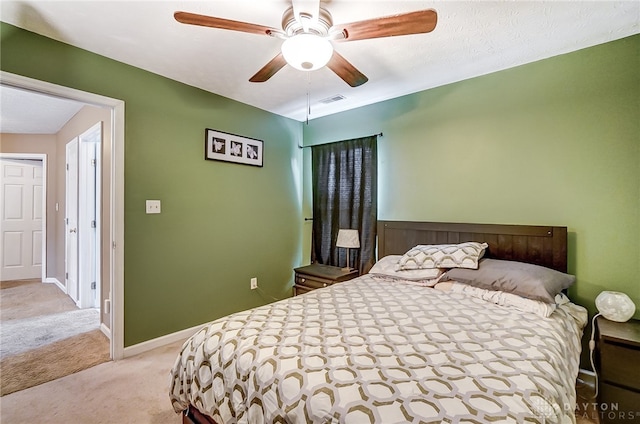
319, 94, 346, 104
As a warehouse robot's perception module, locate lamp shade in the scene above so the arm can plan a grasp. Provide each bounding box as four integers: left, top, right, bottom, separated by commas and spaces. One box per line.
281, 34, 333, 71
336, 229, 360, 249
595, 291, 636, 322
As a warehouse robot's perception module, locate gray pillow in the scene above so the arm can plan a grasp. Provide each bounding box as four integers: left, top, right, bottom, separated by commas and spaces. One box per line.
443, 258, 575, 303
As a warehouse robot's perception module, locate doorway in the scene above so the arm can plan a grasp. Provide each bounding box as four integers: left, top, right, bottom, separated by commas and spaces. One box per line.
1, 71, 125, 360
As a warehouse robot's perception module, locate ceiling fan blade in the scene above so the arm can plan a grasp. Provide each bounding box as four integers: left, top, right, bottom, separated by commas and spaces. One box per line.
334, 9, 437, 42
326, 51, 368, 87
174, 11, 279, 36
249, 53, 288, 83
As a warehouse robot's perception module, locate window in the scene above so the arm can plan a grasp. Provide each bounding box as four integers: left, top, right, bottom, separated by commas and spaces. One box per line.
311, 135, 377, 273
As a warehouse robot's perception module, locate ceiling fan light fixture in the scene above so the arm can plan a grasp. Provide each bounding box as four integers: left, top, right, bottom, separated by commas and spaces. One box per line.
281, 34, 333, 71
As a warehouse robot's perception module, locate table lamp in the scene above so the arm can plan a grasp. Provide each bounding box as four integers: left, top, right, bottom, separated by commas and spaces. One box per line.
336, 229, 360, 271
589, 290, 636, 398
595, 291, 636, 322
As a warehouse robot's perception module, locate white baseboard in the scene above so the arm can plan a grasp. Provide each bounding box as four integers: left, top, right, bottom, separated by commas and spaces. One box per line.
43, 277, 66, 293
122, 322, 208, 358
578, 368, 596, 386
100, 323, 111, 339
579, 368, 595, 377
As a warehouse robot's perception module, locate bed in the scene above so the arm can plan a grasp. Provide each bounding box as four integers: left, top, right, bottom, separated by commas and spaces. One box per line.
170, 221, 587, 423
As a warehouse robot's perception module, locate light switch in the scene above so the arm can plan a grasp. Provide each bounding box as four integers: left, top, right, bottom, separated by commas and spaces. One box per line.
146, 200, 161, 214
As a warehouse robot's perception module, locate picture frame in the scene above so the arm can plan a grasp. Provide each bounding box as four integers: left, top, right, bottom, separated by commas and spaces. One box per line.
205, 128, 263, 167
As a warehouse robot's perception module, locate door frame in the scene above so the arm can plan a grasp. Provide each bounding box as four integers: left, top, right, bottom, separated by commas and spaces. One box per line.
0, 154, 47, 283
1, 71, 125, 360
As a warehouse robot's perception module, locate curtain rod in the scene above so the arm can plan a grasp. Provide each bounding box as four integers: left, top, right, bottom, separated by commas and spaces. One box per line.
298, 132, 383, 149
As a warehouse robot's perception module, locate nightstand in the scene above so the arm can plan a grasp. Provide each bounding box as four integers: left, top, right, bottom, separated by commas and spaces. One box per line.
596, 316, 640, 423
293, 263, 358, 296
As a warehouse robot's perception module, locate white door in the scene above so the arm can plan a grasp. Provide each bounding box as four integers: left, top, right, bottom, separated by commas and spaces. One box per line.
78, 123, 101, 308
0, 159, 43, 281
66, 138, 79, 302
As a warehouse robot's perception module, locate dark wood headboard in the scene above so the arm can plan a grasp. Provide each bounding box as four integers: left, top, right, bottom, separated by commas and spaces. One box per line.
377, 221, 568, 273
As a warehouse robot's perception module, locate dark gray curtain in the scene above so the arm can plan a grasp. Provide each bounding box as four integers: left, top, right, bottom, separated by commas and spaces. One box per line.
311, 135, 377, 274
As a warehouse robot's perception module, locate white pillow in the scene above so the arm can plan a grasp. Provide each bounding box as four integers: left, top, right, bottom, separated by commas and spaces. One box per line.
396, 242, 488, 270
447, 282, 557, 318
369, 255, 444, 280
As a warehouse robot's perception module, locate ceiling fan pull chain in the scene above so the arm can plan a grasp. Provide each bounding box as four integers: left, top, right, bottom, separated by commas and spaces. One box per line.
306, 72, 311, 125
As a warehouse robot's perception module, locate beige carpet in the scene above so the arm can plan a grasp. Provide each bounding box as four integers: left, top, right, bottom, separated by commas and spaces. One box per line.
1, 329, 110, 396
0, 339, 186, 423
0, 279, 77, 320
0, 279, 109, 395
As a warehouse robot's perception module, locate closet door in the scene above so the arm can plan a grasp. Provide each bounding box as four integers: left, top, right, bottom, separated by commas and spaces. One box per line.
0, 158, 43, 281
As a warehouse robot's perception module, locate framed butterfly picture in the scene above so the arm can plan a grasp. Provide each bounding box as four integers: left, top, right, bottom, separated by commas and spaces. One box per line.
205, 128, 263, 167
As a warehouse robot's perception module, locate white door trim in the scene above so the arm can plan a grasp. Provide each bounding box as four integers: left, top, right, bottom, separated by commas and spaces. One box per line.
0, 153, 47, 282
0, 71, 125, 360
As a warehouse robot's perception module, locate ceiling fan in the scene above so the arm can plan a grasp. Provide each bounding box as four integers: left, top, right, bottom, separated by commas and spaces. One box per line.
174, 0, 437, 87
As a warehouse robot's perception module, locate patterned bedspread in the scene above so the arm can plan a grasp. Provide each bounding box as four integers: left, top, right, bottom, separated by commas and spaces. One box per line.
170, 275, 587, 423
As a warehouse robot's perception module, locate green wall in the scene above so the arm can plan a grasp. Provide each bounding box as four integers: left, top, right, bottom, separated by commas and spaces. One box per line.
303, 34, 640, 323
1, 23, 303, 346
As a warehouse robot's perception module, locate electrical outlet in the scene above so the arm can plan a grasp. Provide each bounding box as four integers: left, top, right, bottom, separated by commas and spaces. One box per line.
146, 200, 161, 214
250, 277, 258, 290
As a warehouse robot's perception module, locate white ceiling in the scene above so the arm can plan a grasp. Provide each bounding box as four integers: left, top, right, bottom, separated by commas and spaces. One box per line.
0, 85, 85, 134
1, 0, 638, 129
